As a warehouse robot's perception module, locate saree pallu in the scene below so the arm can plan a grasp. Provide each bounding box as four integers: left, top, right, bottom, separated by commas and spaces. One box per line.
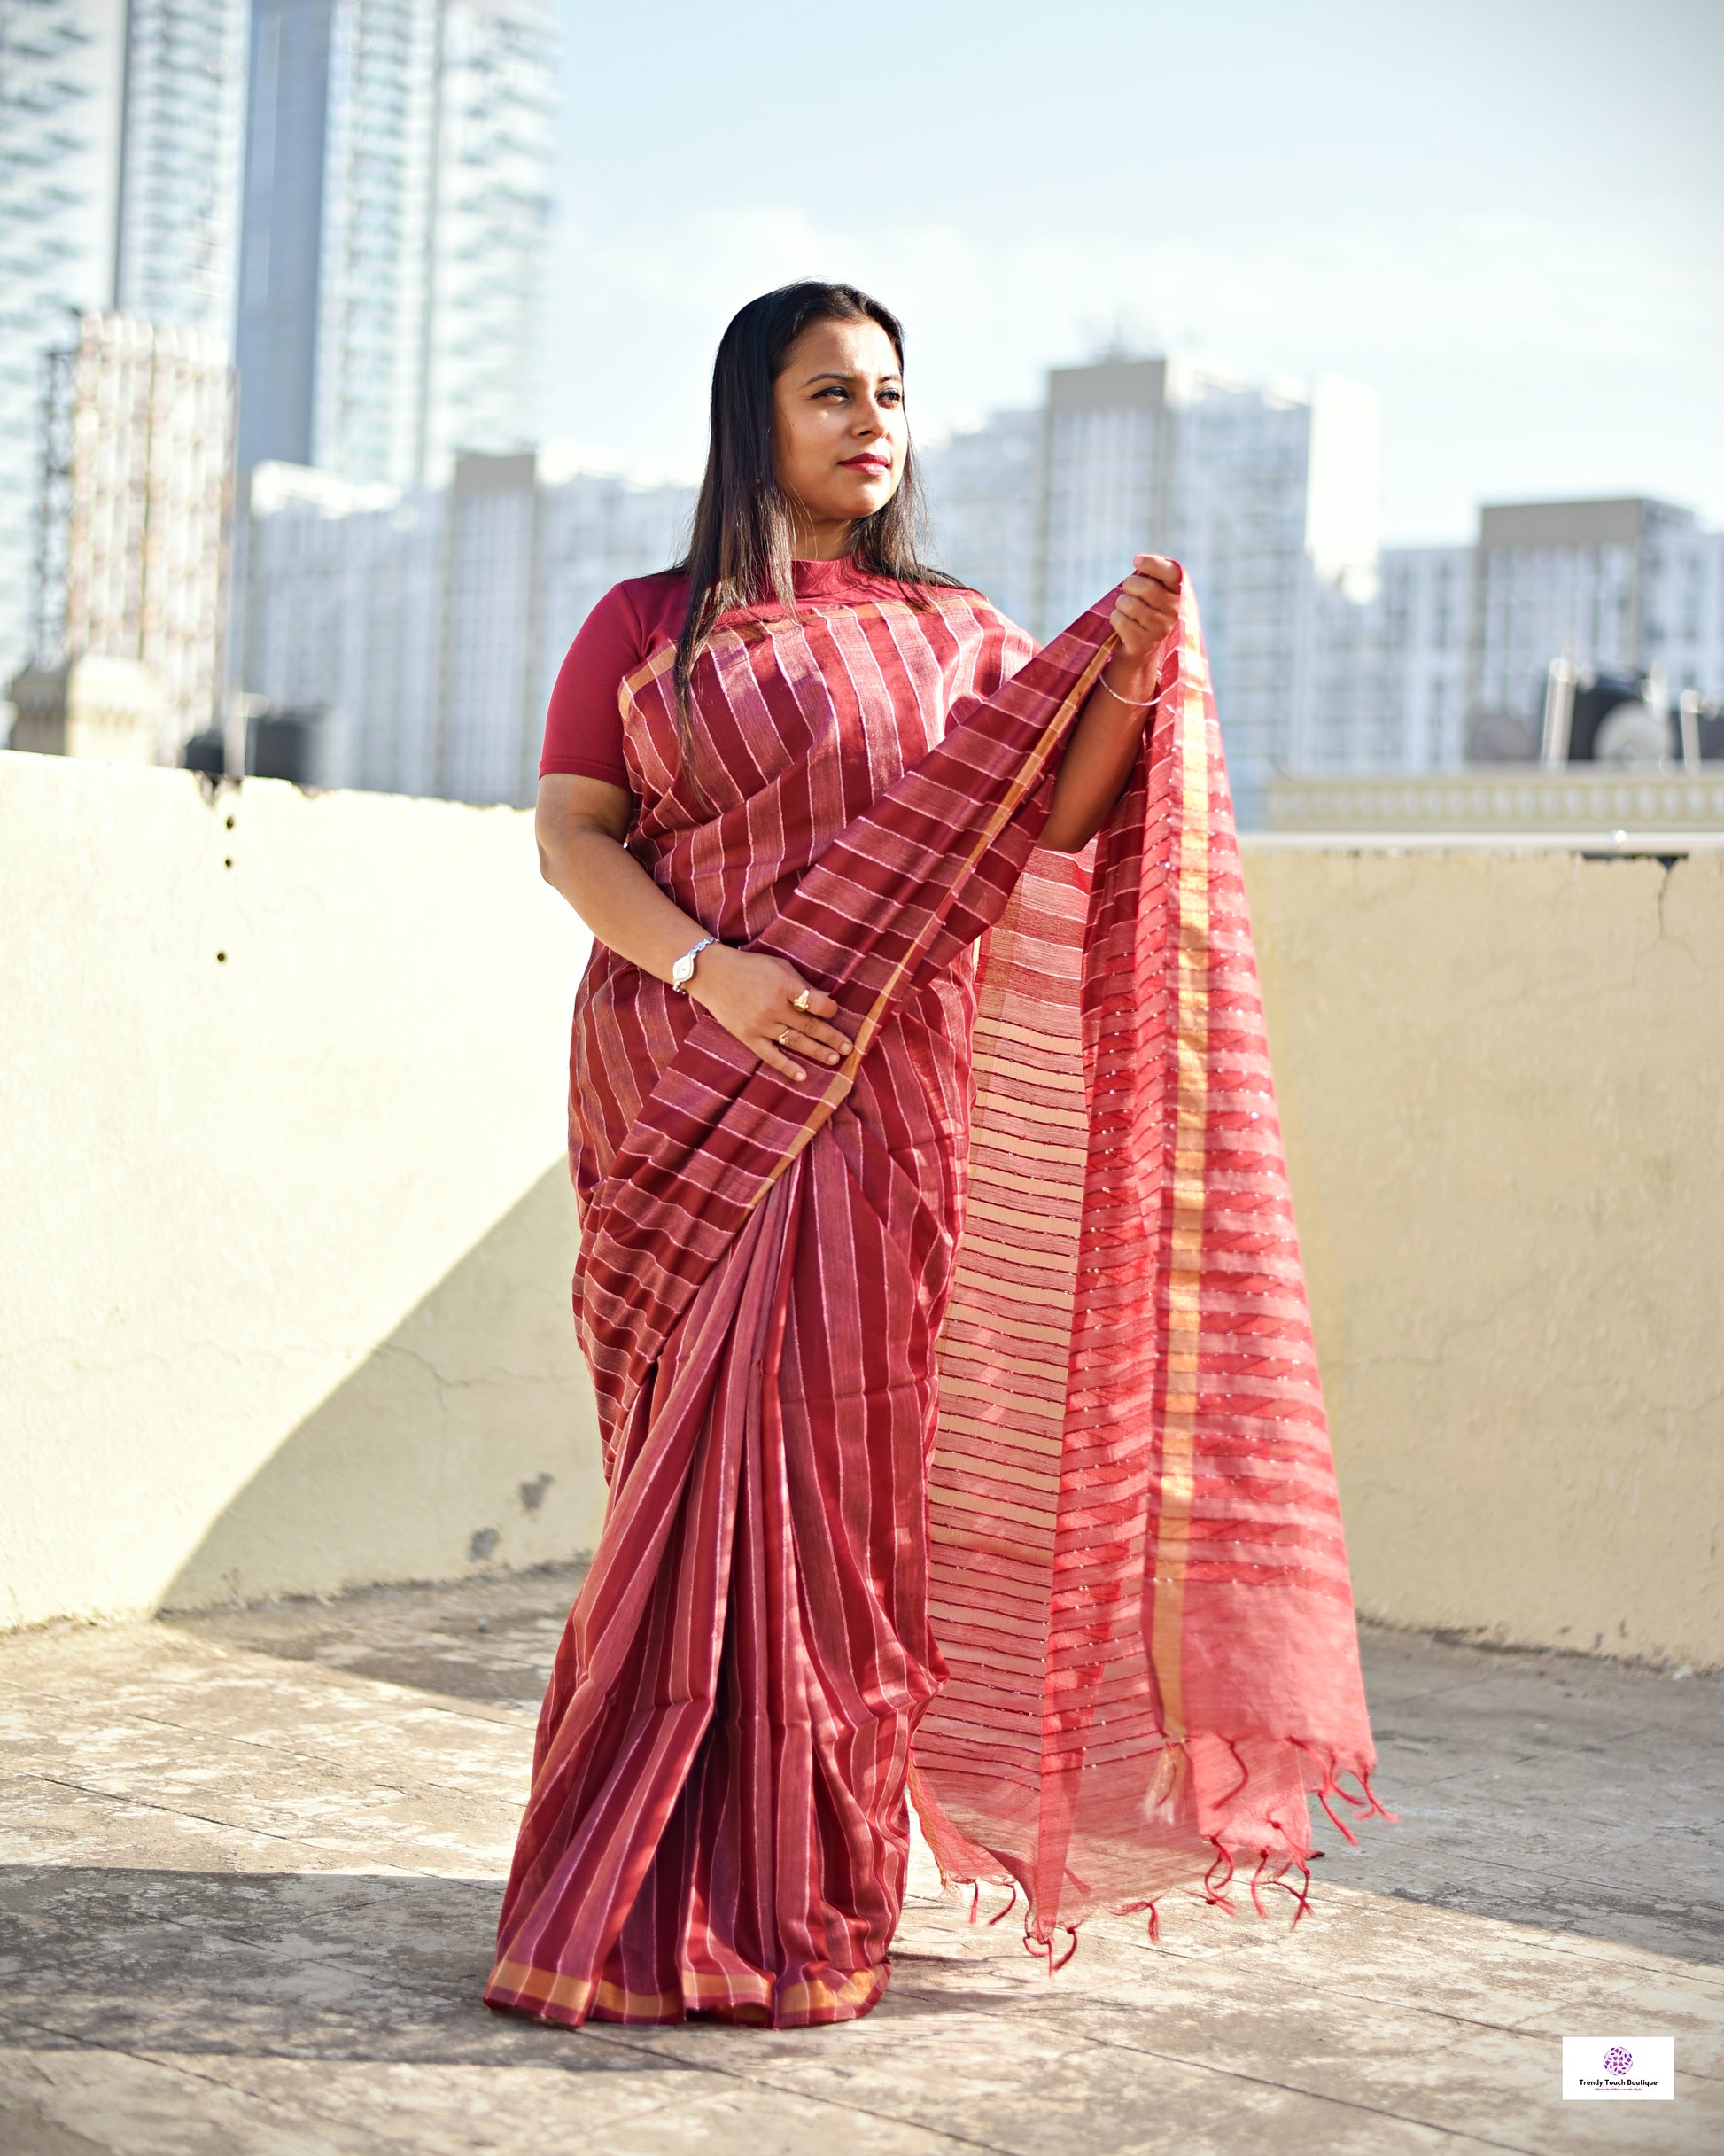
485, 574, 1383, 2031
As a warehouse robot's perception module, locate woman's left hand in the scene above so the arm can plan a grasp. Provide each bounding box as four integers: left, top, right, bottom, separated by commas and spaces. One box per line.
1104, 554, 1182, 702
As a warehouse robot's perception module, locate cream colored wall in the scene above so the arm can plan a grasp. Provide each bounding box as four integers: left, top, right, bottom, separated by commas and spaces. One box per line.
1243, 842, 1723, 1670
0, 751, 606, 1628
4, 749, 1719, 1669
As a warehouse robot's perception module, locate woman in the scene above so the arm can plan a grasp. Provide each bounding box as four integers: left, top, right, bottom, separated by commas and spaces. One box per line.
485, 282, 1383, 2032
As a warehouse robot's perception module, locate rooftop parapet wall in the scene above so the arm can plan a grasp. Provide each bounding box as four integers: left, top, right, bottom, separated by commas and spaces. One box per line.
2, 752, 1720, 1666
1244, 839, 1722, 1670
0, 751, 604, 1630
1268, 766, 1724, 837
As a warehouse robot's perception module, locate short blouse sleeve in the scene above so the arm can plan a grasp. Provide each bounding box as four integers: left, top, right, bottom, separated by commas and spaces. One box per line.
539, 584, 650, 788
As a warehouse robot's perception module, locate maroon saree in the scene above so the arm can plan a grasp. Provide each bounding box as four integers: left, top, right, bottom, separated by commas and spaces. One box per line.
485, 566, 1382, 2030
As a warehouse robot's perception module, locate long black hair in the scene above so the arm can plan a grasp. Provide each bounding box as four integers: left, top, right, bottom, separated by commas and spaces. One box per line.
671, 281, 957, 780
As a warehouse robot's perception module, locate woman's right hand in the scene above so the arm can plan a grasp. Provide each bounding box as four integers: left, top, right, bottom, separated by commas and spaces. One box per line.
687, 946, 853, 1083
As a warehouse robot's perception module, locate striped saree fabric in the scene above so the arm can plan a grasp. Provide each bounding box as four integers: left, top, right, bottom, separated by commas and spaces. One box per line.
485, 572, 1383, 2032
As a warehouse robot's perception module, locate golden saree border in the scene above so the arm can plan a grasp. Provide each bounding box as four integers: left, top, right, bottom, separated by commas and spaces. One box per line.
1145, 597, 1212, 1747
485, 1954, 884, 2028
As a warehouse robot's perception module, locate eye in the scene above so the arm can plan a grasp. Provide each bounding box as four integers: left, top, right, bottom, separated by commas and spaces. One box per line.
879, 387, 903, 405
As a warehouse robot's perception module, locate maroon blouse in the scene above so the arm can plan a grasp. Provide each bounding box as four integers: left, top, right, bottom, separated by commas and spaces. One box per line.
539, 558, 912, 790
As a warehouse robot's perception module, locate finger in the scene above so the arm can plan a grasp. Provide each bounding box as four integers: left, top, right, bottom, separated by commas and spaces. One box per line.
1121, 576, 1181, 618
1131, 554, 1180, 587
1116, 595, 1179, 641
785, 981, 841, 1021
1122, 592, 1181, 630
780, 1025, 844, 1067
794, 1016, 852, 1057
757, 1039, 808, 1081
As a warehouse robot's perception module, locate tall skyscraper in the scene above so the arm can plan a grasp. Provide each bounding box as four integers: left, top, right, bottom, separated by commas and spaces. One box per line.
112, 0, 252, 338
1, 0, 248, 699
22, 315, 236, 754
234, 0, 438, 485
421, 0, 555, 479
917, 410, 1039, 633
1304, 544, 1471, 774
0, 0, 125, 697
925, 354, 1381, 824
234, 0, 553, 490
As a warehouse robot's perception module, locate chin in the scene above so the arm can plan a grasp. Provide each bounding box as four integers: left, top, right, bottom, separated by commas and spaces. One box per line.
831, 483, 895, 521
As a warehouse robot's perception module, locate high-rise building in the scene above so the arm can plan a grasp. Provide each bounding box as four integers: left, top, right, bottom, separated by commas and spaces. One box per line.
0, 0, 125, 698
1303, 544, 1471, 774
16, 313, 236, 756
1, 0, 249, 703
113, 0, 251, 339
1467, 497, 1712, 759
926, 370, 1724, 791
1300, 499, 1724, 774
1293, 500, 1724, 777
1643, 520, 1724, 708
238, 451, 694, 803
918, 410, 1040, 634
234, 0, 553, 491
234, 0, 439, 485
421, 0, 555, 480
923, 354, 1381, 824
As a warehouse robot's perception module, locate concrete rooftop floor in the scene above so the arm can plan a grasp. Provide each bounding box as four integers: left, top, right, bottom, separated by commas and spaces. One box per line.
0, 1565, 1719, 2155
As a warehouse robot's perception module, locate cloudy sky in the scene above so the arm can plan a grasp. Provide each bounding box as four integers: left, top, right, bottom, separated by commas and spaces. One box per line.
545, 0, 1722, 542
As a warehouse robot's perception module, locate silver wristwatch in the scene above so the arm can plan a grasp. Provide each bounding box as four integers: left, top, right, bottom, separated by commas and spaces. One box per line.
670, 934, 718, 994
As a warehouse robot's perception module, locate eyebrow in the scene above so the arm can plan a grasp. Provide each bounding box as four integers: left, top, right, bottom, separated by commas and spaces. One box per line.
803, 367, 903, 385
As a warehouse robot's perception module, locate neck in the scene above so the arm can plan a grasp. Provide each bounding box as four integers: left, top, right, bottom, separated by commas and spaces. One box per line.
787, 508, 856, 562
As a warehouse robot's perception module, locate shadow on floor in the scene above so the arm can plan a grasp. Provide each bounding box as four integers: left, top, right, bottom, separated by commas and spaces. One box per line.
0, 1866, 1032, 2064
164, 1561, 590, 1715
167, 1569, 1724, 1972
1, 1866, 563, 2067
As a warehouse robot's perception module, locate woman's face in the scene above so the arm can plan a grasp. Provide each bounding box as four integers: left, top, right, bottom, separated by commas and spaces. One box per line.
771, 315, 907, 540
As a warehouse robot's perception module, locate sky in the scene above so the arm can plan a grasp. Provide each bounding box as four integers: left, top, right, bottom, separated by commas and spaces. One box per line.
545, 0, 1723, 544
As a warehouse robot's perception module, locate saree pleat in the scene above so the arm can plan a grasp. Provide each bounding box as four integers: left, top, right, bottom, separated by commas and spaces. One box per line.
486, 576, 1379, 2029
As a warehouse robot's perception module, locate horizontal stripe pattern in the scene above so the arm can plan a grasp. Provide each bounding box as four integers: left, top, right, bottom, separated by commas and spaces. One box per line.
917, 589, 1376, 1935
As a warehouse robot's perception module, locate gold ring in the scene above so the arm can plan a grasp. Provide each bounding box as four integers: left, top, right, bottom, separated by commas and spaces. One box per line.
776, 1027, 792, 1047
792, 989, 812, 1013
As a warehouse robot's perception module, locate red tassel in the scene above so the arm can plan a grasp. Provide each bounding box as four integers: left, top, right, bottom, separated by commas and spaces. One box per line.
1277, 1860, 1315, 1928
1202, 1844, 1238, 1916
985, 1882, 1019, 1927
1349, 1769, 1399, 1825
1314, 1782, 1361, 1846
1248, 1849, 1270, 1919
966, 1880, 981, 1924
1145, 1901, 1161, 1944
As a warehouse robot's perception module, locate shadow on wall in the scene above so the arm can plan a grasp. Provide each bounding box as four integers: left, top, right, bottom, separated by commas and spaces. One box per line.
160, 1164, 610, 1613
